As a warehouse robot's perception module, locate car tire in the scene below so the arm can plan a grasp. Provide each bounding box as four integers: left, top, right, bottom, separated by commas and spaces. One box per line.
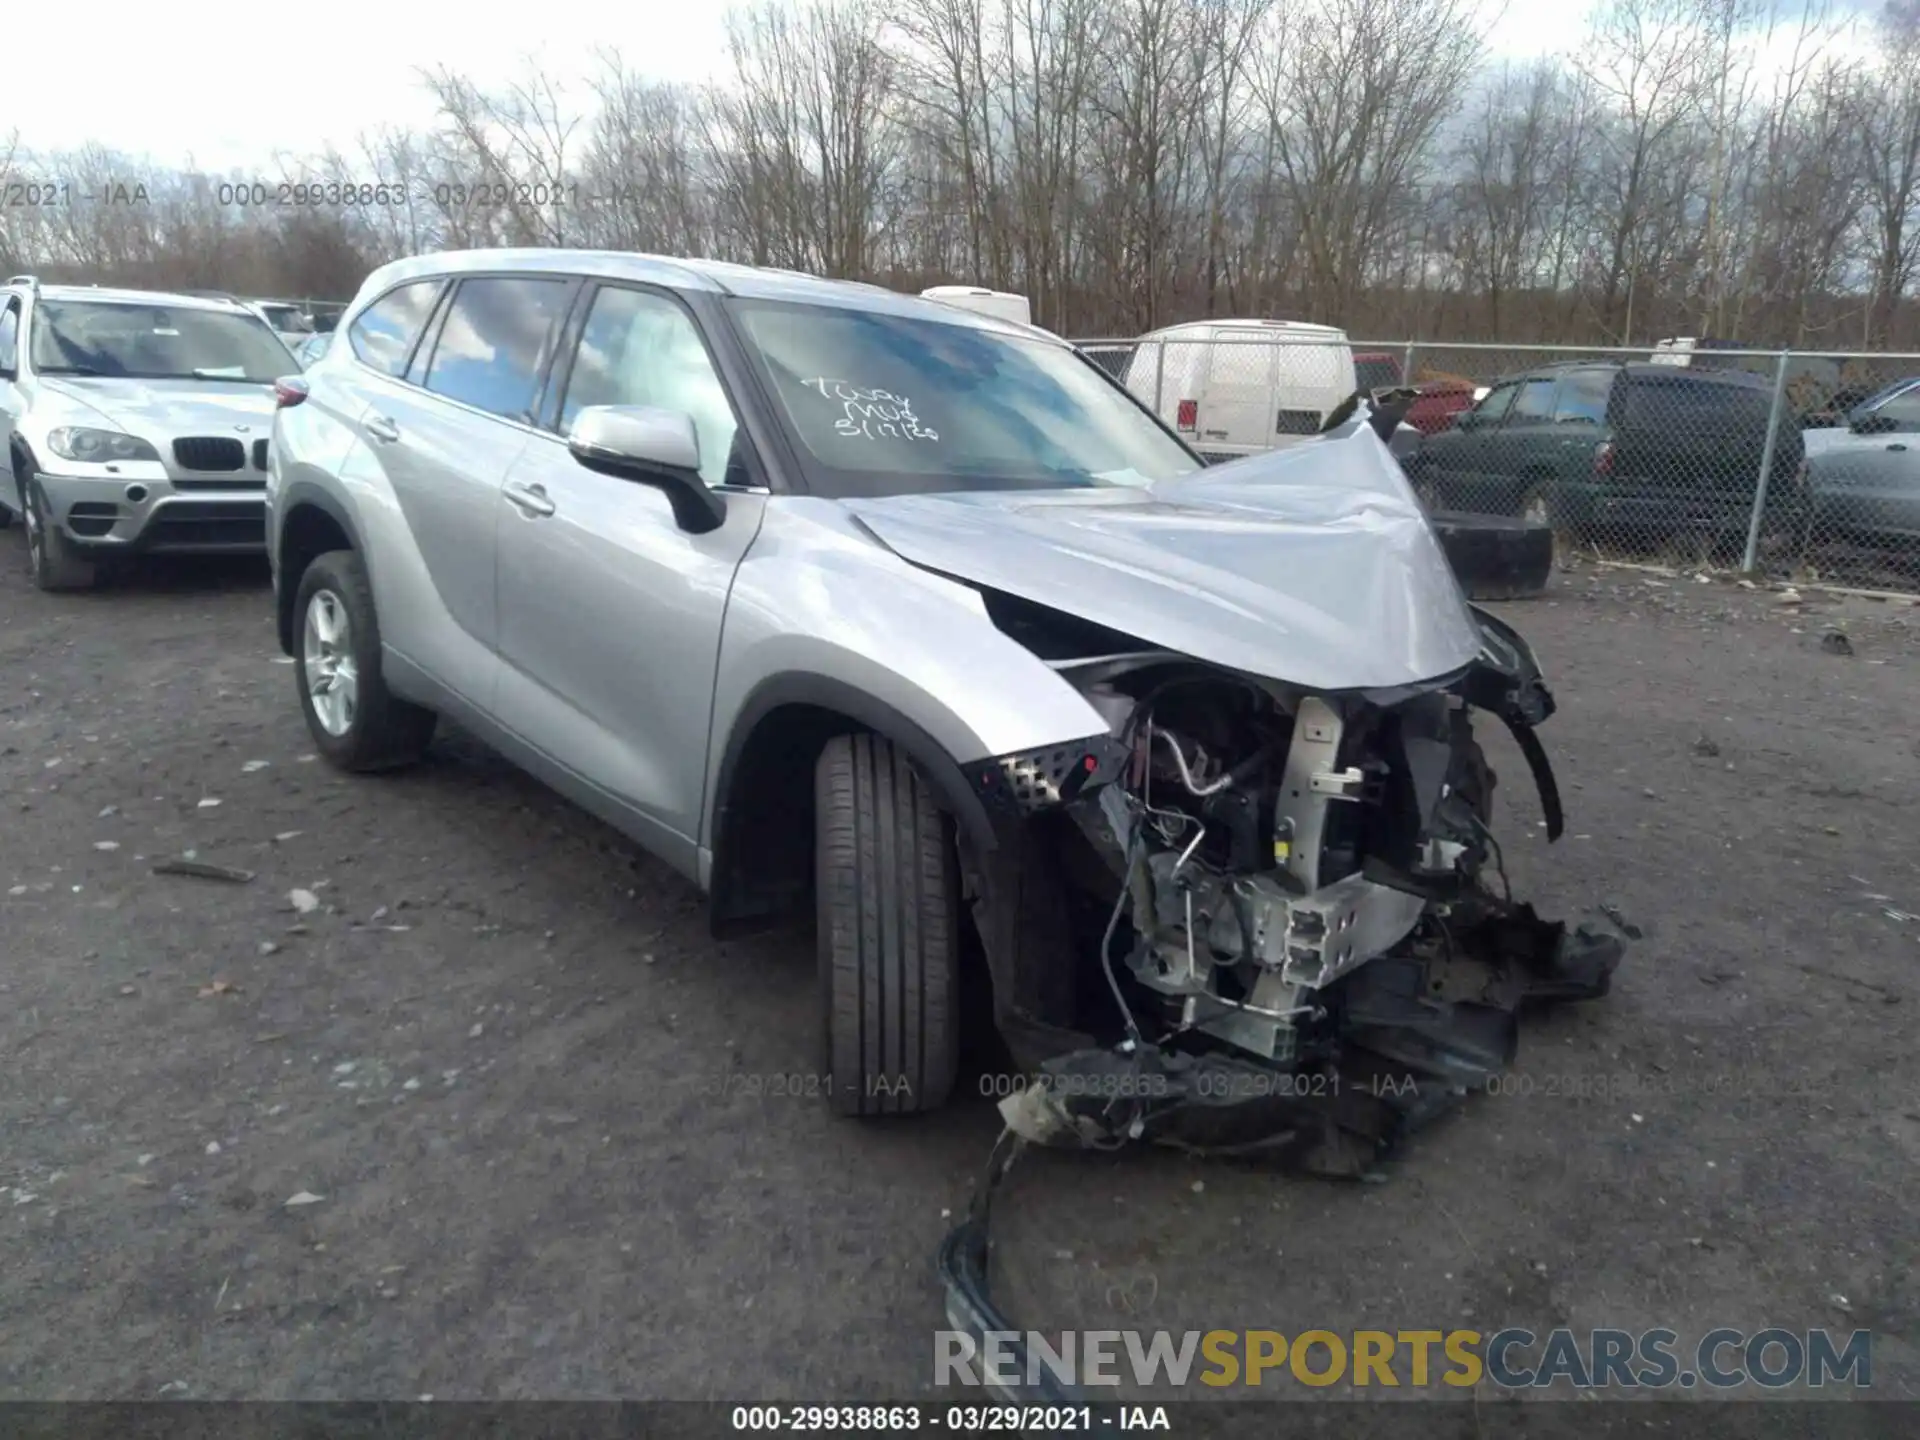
292, 549, 436, 771
815, 731, 961, 1117
21, 476, 97, 592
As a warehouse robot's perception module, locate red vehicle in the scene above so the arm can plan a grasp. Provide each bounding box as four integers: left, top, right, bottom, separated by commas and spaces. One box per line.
1353, 351, 1403, 392
1355, 353, 1478, 436
1402, 379, 1479, 437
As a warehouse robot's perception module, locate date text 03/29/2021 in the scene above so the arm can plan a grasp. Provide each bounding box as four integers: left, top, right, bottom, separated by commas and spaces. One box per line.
729, 1405, 1167, 1432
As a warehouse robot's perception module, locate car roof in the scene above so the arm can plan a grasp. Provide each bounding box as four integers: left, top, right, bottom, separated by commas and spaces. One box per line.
352, 249, 1069, 346
1507, 359, 1771, 388
1140, 317, 1348, 339
24, 283, 260, 314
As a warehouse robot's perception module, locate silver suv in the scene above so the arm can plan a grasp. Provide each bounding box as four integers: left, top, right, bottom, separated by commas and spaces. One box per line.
268, 249, 1621, 1157
1, 277, 298, 589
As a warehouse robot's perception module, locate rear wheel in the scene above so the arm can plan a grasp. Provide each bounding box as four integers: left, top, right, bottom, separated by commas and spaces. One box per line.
293, 549, 436, 771
21, 477, 96, 592
816, 732, 961, 1117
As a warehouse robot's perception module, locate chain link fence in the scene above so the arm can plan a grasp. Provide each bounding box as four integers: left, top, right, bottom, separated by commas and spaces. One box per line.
1074, 333, 1920, 595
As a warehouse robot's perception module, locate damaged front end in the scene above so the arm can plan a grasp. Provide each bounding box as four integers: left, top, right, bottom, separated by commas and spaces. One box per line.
957, 602, 1625, 1177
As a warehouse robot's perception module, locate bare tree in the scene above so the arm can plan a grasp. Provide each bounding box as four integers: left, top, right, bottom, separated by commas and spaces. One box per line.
1575, 0, 1711, 340
1256, 0, 1485, 321
1854, 0, 1920, 344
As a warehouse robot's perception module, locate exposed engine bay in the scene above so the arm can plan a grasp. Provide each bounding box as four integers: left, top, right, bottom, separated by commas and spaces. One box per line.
956, 597, 1627, 1177
931, 396, 1629, 1400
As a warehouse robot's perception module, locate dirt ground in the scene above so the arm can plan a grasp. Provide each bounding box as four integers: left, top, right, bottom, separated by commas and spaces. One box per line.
2, 534, 1917, 1415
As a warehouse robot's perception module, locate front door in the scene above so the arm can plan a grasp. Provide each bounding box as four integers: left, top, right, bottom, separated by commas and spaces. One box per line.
1482, 373, 1562, 514
492, 282, 765, 865
1416, 378, 1519, 510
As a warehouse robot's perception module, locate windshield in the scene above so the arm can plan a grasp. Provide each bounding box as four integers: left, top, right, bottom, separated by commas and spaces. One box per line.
728, 299, 1200, 497
30, 300, 294, 382
257, 304, 313, 333
1849, 376, 1920, 421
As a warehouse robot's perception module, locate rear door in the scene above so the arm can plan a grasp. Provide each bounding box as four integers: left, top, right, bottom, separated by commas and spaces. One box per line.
1193, 326, 1277, 458
1272, 336, 1355, 442
346, 273, 576, 703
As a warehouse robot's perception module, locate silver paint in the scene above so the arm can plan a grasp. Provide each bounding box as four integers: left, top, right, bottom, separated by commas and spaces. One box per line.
844, 425, 1484, 693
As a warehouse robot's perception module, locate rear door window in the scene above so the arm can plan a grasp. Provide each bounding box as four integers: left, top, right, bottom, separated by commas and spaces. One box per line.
1509, 376, 1558, 422
421, 276, 575, 423
1552, 369, 1612, 425
347, 280, 442, 377
1620, 375, 1771, 429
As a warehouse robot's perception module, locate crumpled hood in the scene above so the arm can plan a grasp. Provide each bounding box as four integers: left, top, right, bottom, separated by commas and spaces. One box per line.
39, 377, 279, 438
843, 425, 1485, 691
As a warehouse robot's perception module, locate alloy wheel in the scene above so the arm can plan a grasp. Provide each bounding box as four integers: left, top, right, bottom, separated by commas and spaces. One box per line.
303, 588, 359, 737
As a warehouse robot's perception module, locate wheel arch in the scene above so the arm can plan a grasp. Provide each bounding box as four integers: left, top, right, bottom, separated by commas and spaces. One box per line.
705, 672, 999, 937
275, 482, 364, 655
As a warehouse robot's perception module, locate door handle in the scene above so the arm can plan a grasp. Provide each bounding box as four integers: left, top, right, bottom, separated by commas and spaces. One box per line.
364, 414, 400, 444
503, 480, 556, 518
1888, 443, 1908, 453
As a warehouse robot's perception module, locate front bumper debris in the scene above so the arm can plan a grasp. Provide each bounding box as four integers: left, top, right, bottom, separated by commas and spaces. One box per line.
994, 903, 1627, 1172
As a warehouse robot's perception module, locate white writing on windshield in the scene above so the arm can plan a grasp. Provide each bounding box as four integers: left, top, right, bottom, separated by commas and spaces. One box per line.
802, 377, 940, 443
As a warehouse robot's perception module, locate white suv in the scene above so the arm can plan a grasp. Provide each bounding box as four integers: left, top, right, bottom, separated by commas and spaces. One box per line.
0, 276, 298, 589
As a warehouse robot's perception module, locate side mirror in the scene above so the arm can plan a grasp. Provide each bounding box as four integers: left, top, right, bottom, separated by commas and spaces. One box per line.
567, 405, 726, 534
1454, 410, 1480, 431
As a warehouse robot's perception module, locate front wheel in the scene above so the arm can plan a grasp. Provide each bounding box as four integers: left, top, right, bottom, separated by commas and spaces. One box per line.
22, 477, 96, 592
815, 732, 961, 1117
293, 549, 436, 771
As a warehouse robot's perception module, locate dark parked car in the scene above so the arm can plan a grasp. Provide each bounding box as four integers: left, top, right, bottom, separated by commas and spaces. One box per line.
1402, 361, 1807, 551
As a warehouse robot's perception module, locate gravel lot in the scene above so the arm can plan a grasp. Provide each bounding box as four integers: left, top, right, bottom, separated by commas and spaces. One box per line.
2, 535, 1917, 1412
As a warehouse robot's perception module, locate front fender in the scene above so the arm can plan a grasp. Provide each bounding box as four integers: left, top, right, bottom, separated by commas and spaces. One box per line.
701, 498, 1114, 854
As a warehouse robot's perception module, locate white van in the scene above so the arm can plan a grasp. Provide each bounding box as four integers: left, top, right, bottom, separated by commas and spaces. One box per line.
920, 286, 1034, 329
1121, 319, 1357, 462
1649, 336, 1698, 367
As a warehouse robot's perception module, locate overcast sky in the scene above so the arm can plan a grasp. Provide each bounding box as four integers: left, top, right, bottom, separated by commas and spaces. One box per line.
3, 0, 1878, 174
